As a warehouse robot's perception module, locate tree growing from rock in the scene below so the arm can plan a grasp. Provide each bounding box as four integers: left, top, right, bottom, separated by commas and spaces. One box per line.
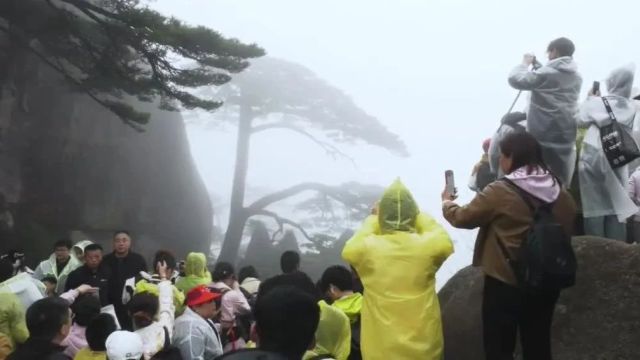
212, 57, 408, 261
0, 0, 264, 128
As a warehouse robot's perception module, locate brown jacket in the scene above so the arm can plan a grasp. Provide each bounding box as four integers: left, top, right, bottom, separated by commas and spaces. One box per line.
443, 180, 576, 286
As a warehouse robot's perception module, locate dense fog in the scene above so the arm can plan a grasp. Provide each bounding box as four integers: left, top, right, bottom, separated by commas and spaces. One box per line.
149, 0, 640, 285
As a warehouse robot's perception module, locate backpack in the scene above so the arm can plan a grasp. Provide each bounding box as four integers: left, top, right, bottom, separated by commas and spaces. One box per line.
499, 179, 577, 291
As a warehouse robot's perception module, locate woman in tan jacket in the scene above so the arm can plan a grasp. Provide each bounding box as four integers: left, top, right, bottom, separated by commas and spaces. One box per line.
442, 132, 576, 360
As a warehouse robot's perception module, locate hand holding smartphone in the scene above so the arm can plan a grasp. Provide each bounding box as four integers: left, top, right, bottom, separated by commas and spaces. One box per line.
591, 81, 600, 96
443, 170, 457, 201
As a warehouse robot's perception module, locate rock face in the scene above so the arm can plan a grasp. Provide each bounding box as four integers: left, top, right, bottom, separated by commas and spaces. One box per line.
0, 49, 212, 263
438, 237, 640, 360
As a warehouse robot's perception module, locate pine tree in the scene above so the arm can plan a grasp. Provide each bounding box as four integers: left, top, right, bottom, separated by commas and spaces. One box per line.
0, 0, 265, 128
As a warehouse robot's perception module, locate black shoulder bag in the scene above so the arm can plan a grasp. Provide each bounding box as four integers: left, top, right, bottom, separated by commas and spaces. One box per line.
599, 96, 640, 168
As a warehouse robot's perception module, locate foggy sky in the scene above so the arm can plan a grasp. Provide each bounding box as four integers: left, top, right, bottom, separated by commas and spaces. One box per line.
152, 0, 640, 284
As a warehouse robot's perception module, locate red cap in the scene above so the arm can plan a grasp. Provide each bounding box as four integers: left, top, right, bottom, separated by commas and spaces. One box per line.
186, 285, 221, 307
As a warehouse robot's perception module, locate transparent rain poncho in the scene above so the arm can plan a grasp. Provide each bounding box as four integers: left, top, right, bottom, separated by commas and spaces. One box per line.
509, 56, 583, 185
342, 180, 453, 360
578, 64, 639, 221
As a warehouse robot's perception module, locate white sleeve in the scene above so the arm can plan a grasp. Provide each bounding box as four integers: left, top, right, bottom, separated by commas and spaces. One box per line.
157, 280, 175, 337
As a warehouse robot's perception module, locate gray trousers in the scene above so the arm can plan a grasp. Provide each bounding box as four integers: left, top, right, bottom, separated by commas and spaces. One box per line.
584, 216, 627, 242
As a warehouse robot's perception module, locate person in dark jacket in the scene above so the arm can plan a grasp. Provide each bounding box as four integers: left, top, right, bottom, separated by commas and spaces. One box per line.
443, 132, 577, 360
102, 231, 147, 331
8, 297, 72, 360
65, 244, 111, 306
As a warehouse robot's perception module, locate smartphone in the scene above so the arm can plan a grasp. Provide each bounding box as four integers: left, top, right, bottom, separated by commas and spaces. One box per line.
445, 170, 455, 196
592, 81, 600, 94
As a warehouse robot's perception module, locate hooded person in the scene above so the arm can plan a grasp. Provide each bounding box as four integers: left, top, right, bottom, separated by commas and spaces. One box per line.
508, 37, 583, 186
175, 252, 212, 294
577, 64, 639, 240
342, 179, 453, 360
72, 241, 93, 263
33, 239, 81, 294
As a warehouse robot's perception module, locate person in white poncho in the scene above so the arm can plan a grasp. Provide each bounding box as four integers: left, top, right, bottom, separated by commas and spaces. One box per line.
508, 37, 583, 186
578, 64, 639, 240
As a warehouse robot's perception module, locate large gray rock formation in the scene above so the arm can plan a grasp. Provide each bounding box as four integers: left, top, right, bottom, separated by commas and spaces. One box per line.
0, 45, 212, 263
438, 237, 640, 360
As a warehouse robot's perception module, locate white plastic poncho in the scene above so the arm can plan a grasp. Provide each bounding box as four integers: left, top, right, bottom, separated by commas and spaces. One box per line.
509, 56, 583, 185
578, 64, 639, 221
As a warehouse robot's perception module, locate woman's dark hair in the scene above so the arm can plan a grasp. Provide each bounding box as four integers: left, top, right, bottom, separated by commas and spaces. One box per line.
153, 250, 176, 272
212, 262, 235, 282
0, 258, 14, 283
238, 266, 259, 284
128, 292, 159, 329
86, 314, 117, 351
499, 132, 552, 176
71, 294, 101, 327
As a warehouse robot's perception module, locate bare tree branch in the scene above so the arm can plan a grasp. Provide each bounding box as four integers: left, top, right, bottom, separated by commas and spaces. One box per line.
246, 182, 369, 213
251, 122, 355, 164
247, 208, 313, 241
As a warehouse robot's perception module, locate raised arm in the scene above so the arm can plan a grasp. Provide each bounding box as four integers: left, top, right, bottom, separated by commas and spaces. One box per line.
508, 64, 545, 91
342, 215, 379, 267
443, 182, 501, 229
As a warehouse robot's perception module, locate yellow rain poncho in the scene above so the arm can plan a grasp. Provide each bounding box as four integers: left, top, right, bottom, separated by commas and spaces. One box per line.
342, 180, 453, 360
310, 300, 351, 360
175, 252, 212, 294
333, 292, 362, 325
135, 279, 186, 316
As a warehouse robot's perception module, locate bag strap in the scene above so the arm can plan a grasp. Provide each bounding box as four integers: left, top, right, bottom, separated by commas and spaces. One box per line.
501, 178, 536, 213
162, 326, 171, 349
602, 97, 618, 123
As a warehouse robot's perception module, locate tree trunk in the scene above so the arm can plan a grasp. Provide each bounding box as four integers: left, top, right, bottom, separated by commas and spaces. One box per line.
219, 103, 253, 262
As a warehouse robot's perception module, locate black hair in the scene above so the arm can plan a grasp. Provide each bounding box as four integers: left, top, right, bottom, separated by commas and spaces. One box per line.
280, 251, 300, 274
128, 292, 159, 329
319, 265, 354, 293
0, 258, 14, 283
53, 239, 73, 250
86, 313, 117, 351
84, 243, 103, 254
547, 37, 575, 57
71, 294, 101, 327
153, 250, 176, 272
238, 266, 259, 284
255, 285, 320, 360
212, 262, 235, 282
113, 230, 131, 238
26, 297, 70, 341
500, 132, 553, 178
42, 275, 58, 285
258, 272, 321, 303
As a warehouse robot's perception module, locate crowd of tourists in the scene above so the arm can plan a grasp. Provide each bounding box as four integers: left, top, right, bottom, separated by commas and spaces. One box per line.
0, 36, 638, 360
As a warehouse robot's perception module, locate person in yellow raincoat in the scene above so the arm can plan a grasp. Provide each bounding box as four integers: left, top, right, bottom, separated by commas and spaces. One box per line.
304, 300, 351, 360
343, 179, 453, 360
175, 252, 212, 294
